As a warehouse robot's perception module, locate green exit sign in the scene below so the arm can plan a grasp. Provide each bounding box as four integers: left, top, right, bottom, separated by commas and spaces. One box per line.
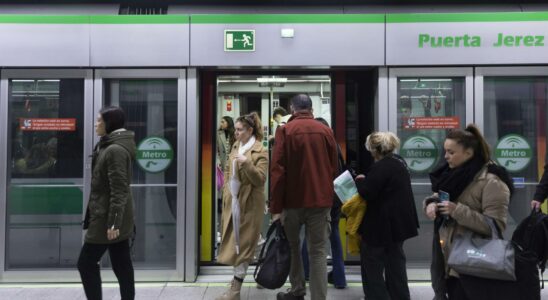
224, 30, 255, 52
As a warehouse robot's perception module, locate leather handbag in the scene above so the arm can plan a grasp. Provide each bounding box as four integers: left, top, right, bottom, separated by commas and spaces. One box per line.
447, 216, 516, 281
254, 219, 291, 289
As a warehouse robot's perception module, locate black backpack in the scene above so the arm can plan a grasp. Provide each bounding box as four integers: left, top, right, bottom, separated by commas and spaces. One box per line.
254, 219, 291, 289
511, 209, 548, 288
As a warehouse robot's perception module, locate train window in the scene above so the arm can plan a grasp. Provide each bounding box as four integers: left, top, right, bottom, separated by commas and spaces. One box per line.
396, 77, 466, 264
483, 77, 548, 234
104, 78, 178, 269
6, 78, 85, 269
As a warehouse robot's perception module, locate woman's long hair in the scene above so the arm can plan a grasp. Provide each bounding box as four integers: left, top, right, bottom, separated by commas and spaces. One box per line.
446, 124, 490, 163
220, 116, 235, 148
236, 112, 263, 141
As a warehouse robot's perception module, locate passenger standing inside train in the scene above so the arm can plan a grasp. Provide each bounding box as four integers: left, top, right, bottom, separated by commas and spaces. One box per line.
424, 125, 511, 299
354, 131, 418, 300
78, 106, 136, 300
217, 116, 236, 173
216, 112, 269, 300
270, 94, 338, 300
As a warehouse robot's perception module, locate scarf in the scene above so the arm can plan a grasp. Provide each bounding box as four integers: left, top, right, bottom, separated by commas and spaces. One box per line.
429, 156, 485, 203
230, 135, 256, 255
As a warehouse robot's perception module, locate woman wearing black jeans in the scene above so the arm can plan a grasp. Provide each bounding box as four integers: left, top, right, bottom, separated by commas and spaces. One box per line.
78, 106, 136, 300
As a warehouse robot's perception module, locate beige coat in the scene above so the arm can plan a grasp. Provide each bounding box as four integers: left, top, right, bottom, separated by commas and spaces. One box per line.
217, 140, 268, 266
437, 165, 510, 277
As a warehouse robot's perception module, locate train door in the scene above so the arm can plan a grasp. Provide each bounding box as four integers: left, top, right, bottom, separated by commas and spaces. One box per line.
93, 69, 186, 280
199, 69, 379, 278
387, 68, 473, 269
1, 69, 92, 275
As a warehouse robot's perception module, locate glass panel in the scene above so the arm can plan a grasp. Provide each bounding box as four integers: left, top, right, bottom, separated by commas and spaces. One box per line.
212, 75, 332, 261
483, 77, 547, 235
6, 78, 84, 269
100, 186, 176, 269
395, 77, 466, 264
104, 79, 177, 269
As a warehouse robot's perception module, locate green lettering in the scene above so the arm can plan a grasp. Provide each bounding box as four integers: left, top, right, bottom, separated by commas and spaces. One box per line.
536, 36, 544, 46
444, 36, 454, 47
419, 34, 430, 48
463, 34, 471, 47
454, 36, 463, 47
504, 35, 514, 47
524, 35, 534, 46
493, 33, 503, 47
470, 36, 481, 47
515, 35, 524, 46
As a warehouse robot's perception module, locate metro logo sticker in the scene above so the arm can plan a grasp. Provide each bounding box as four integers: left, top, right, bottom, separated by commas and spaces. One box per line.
495, 134, 532, 172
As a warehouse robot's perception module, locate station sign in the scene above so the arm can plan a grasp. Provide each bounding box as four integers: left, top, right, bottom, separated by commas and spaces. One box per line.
136, 137, 174, 173
19, 118, 76, 131
224, 30, 255, 51
400, 135, 438, 173
494, 134, 532, 172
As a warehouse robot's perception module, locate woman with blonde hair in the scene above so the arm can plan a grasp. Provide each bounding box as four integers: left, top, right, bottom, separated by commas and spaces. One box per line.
354, 131, 419, 300
216, 112, 268, 300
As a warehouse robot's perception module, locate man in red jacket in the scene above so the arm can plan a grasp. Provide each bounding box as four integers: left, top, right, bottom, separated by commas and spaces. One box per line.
270, 94, 338, 300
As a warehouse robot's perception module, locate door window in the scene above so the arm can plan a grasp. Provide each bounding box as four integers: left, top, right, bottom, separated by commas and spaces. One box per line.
483, 77, 548, 230
6, 78, 84, 268
395, 76, 466, 263
104, 79, 178, 269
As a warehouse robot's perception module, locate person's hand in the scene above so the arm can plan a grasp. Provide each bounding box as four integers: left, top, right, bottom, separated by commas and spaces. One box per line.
235, 154, 247, 163
107, 228, 120, 240
426, 202, 438, 220
531, 200, 542, 210
272, 213, 282, 225
437, 201, 457, 217
355, 174, 365, 181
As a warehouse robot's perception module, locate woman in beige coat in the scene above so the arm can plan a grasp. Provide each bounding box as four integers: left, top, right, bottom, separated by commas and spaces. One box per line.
424, 124, 512, 300
216, 112, 268, 300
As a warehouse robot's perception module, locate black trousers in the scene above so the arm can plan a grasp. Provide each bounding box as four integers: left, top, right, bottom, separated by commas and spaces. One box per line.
360, 240, 411, 300
447, 277, 470, 300
77, 239, 135, 300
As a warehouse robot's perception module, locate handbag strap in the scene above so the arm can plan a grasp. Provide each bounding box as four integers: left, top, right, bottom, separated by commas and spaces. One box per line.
254, 220, 282, 278
483, 216, 503, 239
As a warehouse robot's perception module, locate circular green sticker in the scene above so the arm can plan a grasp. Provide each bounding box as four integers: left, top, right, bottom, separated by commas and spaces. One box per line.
136, 137, 174, 173
400, 135, 438, 173
495, 134, 531, 172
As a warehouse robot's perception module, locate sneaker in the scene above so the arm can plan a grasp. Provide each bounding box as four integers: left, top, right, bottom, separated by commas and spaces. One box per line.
276, 291, 305, 300
327, 271, 346, 289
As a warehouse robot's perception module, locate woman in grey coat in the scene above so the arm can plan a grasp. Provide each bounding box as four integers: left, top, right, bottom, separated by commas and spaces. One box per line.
78, 106, 136, 300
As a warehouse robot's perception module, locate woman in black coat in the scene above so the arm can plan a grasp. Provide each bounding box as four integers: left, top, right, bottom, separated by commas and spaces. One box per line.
355, 131, 419, 300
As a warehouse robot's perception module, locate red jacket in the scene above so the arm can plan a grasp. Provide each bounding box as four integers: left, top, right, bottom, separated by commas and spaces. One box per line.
269, 111, 338, 214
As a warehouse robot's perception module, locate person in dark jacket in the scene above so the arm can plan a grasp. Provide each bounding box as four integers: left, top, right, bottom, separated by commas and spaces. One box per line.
355, 131, 419, 300
531, 162, 548, 210
78, 106, 136, 300
270, 94, 338, 300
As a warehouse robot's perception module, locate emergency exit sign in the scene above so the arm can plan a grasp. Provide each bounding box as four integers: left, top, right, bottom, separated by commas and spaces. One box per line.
224, 30, 255, 52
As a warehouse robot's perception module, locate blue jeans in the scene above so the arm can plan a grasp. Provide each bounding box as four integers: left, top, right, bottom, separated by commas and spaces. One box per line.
302, 210, 347, 288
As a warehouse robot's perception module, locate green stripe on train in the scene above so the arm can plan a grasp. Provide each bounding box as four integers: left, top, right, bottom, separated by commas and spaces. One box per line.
8, 186, 83, 215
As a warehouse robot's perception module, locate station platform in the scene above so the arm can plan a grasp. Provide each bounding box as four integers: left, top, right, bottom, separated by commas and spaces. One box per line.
1, 274, 546, 299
